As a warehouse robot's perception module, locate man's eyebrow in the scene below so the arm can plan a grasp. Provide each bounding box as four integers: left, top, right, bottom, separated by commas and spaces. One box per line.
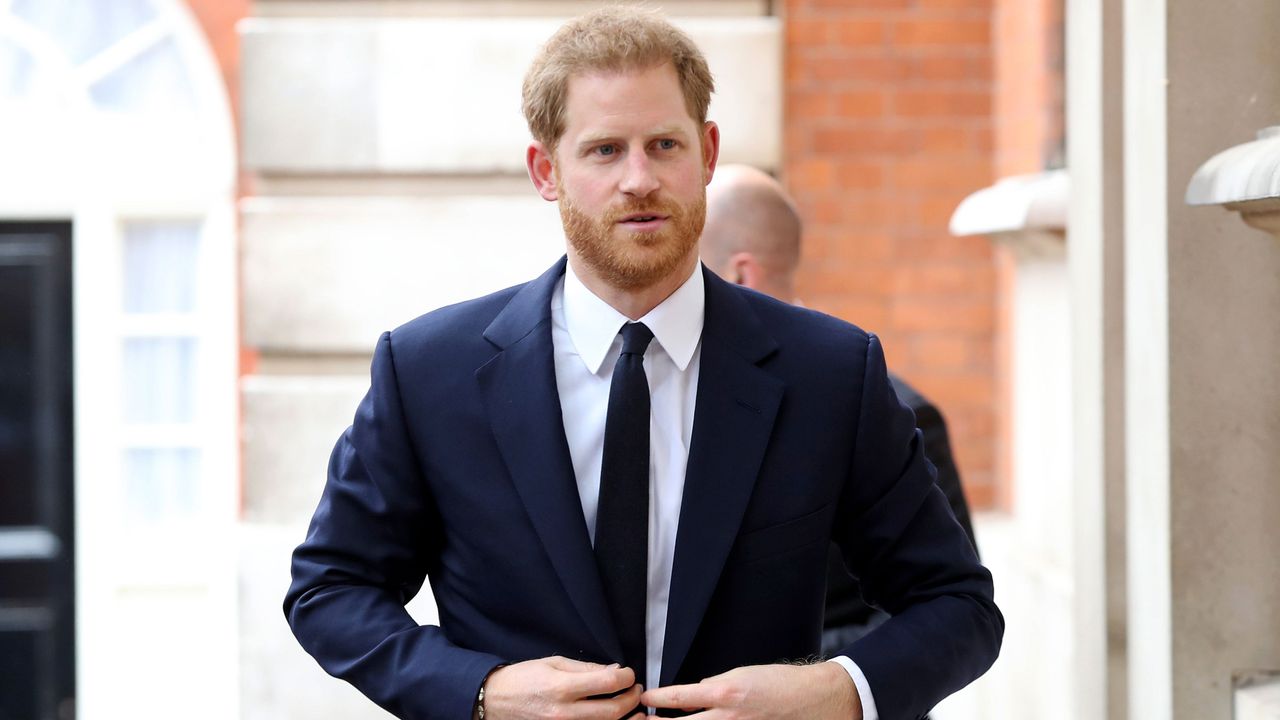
575, 126, 692, 149
646, 126, 691, 139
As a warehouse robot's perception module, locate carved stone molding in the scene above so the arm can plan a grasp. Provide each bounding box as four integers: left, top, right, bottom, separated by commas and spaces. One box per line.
1187, 126, 1280, 238
949, 170, 1069, 260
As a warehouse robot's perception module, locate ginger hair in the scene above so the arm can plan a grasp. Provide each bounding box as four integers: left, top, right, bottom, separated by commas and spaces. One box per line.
522, 6, 715, 152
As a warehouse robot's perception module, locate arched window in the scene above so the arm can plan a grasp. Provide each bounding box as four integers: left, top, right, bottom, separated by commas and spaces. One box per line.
0, 1, 238, 716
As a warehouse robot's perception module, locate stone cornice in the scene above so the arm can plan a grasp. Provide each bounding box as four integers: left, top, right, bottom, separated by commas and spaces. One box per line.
1186, 126, 1280, 237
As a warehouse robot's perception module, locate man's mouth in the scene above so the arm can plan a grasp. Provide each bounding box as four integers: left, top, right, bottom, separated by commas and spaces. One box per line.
619, 213, 668, 225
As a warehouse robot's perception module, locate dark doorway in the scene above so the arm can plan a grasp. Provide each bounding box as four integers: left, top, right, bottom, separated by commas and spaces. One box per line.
0, 222, 75, 720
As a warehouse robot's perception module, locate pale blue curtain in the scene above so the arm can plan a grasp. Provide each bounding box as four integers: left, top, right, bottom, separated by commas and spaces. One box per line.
121, 220, 202, 523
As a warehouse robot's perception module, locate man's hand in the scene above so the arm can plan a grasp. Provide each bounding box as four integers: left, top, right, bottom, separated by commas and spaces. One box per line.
640, 662, 862, 720
482, 656, 644, 720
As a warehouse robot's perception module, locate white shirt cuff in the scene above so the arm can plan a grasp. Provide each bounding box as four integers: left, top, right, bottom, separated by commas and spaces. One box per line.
827, 656, 879, 720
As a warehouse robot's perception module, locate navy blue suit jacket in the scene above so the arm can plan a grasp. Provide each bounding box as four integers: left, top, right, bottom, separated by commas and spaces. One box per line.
285, 258, 1003, 720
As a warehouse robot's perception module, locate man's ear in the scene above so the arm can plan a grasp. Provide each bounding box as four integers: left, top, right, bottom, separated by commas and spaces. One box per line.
701, 121, 721, 186
526, 141, 558, 201
728, 251, 762, 290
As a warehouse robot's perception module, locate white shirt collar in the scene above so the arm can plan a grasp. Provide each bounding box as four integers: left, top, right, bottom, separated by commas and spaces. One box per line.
561, 261, 705, 375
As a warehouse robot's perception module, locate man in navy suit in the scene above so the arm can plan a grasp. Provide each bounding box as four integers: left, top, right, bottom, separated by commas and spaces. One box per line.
285, 8, 1002, 720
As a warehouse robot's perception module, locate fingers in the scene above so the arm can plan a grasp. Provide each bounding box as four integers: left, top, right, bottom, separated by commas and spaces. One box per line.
487, 658, 648, 720
558, 662, 637, 698
641, 682, 716, 712
547, 656, 613, 672
551, 682, 642, 720
578, 681, 643, 720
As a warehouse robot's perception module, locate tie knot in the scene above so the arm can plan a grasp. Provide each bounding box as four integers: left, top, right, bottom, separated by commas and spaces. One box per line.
619, 322, 654, 356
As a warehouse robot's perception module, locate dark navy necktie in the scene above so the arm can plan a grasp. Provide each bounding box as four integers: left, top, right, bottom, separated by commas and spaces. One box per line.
595, 321, 655, 683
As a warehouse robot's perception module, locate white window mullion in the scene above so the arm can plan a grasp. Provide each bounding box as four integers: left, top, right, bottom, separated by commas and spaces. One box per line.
196, 200, 240, 530
119, 424, 203, 448
71, 201, 123, 720
73, 19, 169, 87
119, 314, 200, 337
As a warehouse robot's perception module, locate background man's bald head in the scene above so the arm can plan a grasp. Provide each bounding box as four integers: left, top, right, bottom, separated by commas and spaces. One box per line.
701, 164, 802, 301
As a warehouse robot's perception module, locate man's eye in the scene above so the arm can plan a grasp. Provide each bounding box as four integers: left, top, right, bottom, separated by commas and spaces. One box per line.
596, 145, 617, 156
657, 139, 678, 150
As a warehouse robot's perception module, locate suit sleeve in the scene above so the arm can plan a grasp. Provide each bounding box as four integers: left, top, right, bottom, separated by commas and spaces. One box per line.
284, 332, 504, 720
833, 335, 1004, 720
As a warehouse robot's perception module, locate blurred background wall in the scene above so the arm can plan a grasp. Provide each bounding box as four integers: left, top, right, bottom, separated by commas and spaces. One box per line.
1, 0, 1277, 718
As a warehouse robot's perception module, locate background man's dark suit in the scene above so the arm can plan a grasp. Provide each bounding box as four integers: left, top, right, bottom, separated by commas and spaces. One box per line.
887, 378, 977, 549
285, 259, 1003, 720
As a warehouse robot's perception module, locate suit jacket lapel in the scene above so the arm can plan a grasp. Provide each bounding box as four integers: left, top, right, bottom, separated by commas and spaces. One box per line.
661, 269, 784, 687
475, 257, 624, 663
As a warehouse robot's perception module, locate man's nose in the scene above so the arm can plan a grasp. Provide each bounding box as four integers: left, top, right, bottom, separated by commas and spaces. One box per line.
619, 152, 660, 197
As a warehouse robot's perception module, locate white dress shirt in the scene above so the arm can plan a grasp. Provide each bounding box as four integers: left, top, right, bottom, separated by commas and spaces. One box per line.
551, 262, 878, 720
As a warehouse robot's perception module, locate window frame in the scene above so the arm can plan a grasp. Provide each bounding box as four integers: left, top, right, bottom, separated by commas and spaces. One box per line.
0, 1, 239, 716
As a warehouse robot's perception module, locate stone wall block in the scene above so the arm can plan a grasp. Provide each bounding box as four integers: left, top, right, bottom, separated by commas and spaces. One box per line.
240, 196, 566, 353
242, 375, 371, 524
240, 24, 379, 171
240, 17, 781, 173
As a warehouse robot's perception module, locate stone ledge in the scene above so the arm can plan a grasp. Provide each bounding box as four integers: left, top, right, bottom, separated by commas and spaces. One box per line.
950, 170, 1069, 259
1235, 672, 1280, 720
1187, 127, 1280, 205
253, 1, 770, 16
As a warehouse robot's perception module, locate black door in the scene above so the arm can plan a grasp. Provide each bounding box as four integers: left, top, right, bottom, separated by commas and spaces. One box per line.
0, 222, 75, 720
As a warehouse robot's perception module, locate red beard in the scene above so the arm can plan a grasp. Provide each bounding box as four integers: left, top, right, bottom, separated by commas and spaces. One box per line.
559, 190, 706, 291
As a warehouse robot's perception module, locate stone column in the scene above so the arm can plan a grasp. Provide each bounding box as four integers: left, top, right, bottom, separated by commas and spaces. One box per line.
1065, 0, 1127, 715
1122, 0, 1280, 717
946, 171, 1070, 720
1185, 128, 1280, 720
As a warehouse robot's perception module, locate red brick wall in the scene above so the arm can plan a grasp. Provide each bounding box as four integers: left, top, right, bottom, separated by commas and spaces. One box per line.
783, 0, 1000, 509
184, 0, 247, 144
994, 0, 1064, 177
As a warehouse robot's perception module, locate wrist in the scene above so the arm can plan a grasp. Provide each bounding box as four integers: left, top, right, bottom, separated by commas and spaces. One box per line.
473, 665, 505, 720
815, 660, 861, 719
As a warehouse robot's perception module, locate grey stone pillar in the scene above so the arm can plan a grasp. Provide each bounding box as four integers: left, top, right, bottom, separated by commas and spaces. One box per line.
1185, 128, 1280, 719
1122, 0, 1280, 717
